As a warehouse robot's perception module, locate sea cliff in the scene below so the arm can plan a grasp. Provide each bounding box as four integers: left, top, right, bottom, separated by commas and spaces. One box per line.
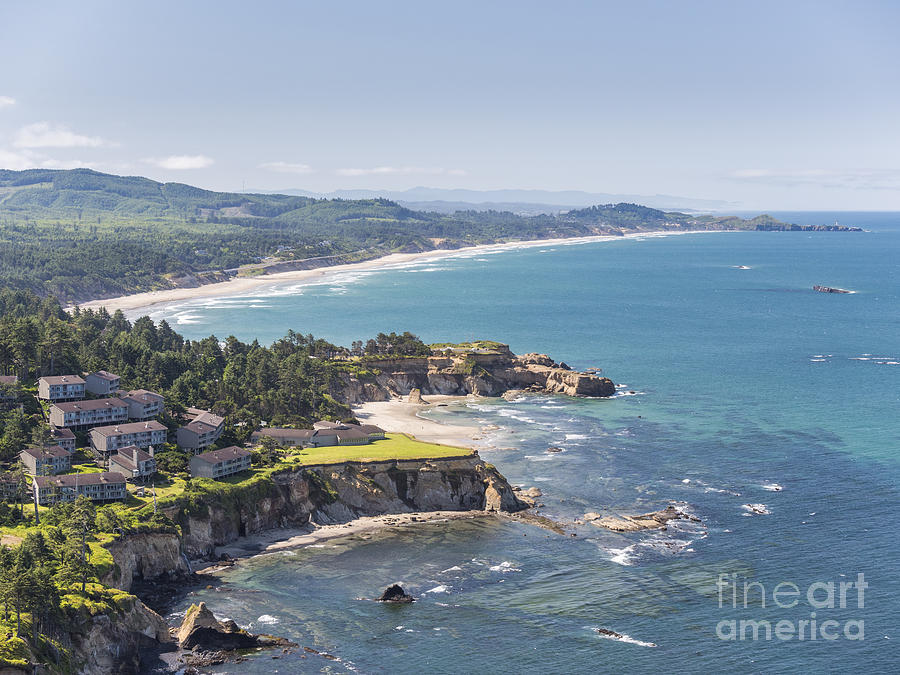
164, 455, 524, 559
336, 346, 616, 403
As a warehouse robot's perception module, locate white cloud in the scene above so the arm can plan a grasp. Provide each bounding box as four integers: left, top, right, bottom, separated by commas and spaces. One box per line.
0, 148, 97, 170
0, 149, 33, 170
145, 154, 215, 170
0, 96, 15, 109
335, 166, 467, 177
729, 168, 900, 190
13, 122, 112, 148
259, 161, 315, 174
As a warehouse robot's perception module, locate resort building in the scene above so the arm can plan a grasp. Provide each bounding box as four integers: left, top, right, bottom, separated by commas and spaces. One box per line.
89, 420, 168, 458
50, 426, 76, 453
177, 410, 225, 453
251, 421, 386, 449
32, 472, 127, 506
108, 445, 157, 480
19, 446, 72, 476
250, 428, 315, 447
189, 446, 252, 479
310, 425, 370, 447
121, 389, 164, 420
37, 375, 85, 402
48, 397, 128, 429
85, 370, 121, 396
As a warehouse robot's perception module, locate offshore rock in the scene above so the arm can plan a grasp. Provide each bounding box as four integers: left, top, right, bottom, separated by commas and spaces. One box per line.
377, 584, 415, 603
177, 602, 296, 651
590, 505, 700, 532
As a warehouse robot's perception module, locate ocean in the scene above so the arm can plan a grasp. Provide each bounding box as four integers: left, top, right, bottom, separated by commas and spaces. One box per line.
146, 213, 900, 674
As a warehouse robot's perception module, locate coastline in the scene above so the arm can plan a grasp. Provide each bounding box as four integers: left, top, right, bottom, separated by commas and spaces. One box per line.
73, 230, 717, 315
191, 397, 493, 569
200, 509, 498, 571
353, 395, 482, 447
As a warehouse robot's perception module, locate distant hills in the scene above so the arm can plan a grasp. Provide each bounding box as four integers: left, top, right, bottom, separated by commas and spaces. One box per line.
258, 186, 736, 215
0, 168, 784, 303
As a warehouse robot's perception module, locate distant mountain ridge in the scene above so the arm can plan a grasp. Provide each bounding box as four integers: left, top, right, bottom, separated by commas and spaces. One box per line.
257, 185, 736, 214
0, 168, 800, 303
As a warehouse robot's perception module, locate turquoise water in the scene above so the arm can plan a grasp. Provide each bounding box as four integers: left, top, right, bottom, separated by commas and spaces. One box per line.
155, 213, 899, 673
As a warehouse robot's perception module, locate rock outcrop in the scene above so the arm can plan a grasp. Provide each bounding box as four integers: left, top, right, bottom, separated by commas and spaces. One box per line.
376, 584, 415, 603
335, 345, 615, 403
101, 532, 191, 591
407, 387, 427, 404
588, 505, 700, 532
168, 456, 527, 559
177, 602, 296, 653
68, 597, 171, 675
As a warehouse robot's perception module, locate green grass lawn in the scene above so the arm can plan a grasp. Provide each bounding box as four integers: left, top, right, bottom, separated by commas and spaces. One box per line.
290, 433, 471, 465
71, 463, 103, 474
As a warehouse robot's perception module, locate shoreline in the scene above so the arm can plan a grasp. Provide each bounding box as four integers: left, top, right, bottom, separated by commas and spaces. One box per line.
192, 397, 502, 569
73, 230, 718, 315
198, 509, 499, 572
352, 395, 483, 447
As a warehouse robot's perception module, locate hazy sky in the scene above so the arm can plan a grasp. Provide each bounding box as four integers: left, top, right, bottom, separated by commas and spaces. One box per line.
1, 0, 899, 209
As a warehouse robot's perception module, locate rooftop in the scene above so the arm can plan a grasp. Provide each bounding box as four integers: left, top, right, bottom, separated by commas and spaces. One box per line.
89, 370, 120, 381
52, 397, 128, 412
314, 426, 369, 440
50, 427, 76, 440
122, 389, 163, 402
193, 411, 225, 428
193, 445, 252, 464
21, 445, 69, 459
183, 419, 219, 434
91, 420, 167, 436
0, 375, 17, 385
253, 428, 316, 439
34, 471, 126, 488
40, 375, 85, 386
109, 446, 153, 470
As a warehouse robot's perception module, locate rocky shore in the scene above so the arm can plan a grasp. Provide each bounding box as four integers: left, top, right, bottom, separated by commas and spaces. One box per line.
336, 346, 616, 404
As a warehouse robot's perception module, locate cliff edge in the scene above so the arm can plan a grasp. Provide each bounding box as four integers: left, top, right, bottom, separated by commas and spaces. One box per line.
154, 455, 525, 559
337, 345, 616, 403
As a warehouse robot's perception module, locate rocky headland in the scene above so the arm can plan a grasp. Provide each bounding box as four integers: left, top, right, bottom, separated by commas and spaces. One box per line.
335, 345, 616, 404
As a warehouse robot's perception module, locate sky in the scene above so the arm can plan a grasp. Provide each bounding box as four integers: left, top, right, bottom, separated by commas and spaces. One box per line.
1, 0, 899, 209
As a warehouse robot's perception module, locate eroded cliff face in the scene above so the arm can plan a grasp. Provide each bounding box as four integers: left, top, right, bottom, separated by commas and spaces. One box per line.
102, 532, 190, 592
67, 599, 170, 675
169, 456, 525, 559
335, 348, 615, 403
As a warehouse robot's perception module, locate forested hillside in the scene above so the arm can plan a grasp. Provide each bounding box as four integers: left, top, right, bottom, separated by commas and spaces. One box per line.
0, 169, 785, 303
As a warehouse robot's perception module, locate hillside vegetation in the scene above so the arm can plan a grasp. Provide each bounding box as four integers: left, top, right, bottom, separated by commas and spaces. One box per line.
0, 168, 786, 302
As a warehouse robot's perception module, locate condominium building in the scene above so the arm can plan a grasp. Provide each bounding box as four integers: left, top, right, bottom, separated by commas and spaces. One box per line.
89, 420, 167, 458
120, 389, 164, 420
19, 446, 72, 475
84, 370, 121, 396
38, 375, 85, 402
33, 472, 127, 506
48, 397, 128, 429
189, 446, 252, 479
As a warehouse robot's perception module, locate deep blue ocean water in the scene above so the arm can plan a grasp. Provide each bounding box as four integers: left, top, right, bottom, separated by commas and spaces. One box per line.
149, 213, 899, 673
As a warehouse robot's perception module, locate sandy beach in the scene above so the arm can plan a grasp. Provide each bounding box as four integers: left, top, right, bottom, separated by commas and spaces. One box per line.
73, 231, 711, 315
200, 509, 497, 570
353, 395, 482, 447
